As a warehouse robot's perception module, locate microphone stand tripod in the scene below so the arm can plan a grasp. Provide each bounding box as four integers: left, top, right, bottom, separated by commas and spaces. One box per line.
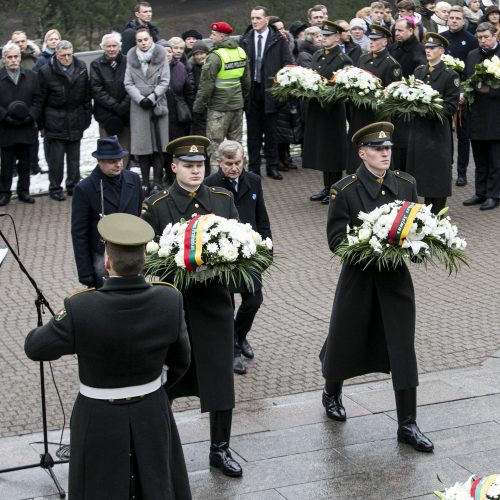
0, 228, 67, 498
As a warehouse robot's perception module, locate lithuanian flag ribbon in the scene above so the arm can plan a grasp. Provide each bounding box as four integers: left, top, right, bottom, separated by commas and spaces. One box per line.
387, 202, 422, 246
183, 214, 210, 271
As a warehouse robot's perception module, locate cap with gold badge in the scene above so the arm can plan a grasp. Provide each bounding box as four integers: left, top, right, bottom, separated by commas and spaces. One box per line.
424, 32, 449, 48
352, 122, 394, 147
367, 24, 392, 39
165, 135, 211, 162
321, 20, 345, 36
97, 213, 154, 246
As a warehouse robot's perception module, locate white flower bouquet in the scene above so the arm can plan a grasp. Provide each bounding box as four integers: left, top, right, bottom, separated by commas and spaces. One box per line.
144, 214, 274, 291
379, 75, 445, 122
323, 66, 382, 110
441, 54, 465, 73
333, 201, 468, 273
268, 64, 327, 102
463, 54, 500, 104
434, 473, 500, 499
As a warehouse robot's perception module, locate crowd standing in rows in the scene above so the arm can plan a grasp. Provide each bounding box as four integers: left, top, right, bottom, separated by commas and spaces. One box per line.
3, 0, 499, 497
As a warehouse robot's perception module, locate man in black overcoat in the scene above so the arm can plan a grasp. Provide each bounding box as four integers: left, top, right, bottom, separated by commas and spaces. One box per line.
205, 140, 272, 375
304, 21, 352, 205
25, 213, 192, 500
338, 20, 363, 65
407, 33, 460, 214
71, 136, 143, 289
142, 136, 243, 477
347, 25, 402, 173
0, 43, 42, 206
463, 22, 500, 210
320, 122, 434, 453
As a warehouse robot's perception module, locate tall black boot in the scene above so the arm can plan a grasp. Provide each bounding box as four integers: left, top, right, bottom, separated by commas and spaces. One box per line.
322, 380, 346, 421
209, 410, 242, 477
395, 388, 434, 452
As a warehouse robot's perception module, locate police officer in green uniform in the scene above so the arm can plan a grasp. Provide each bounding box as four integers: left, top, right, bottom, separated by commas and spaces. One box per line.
193, 22, 250, 169
142, 135, 243, 477
347, 25, 402, 173
25, 213, 192, 499
407, 33, 460, 214
304, 21, 352, 205
320, 122, 435, 453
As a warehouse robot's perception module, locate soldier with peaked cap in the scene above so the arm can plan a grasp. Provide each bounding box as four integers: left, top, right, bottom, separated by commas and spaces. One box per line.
304, 21, 352, 205
407, 32, 460, 215
142, 135, 243, 477
25, 213, 192, 499
320, 122, 435, 454
346, 25, 402, 174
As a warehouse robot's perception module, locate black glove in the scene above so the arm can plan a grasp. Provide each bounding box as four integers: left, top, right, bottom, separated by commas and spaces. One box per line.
139, 97, 154, 110
3, 116, 22, 127
79, 275, 96, 288
22, 115, 34, 125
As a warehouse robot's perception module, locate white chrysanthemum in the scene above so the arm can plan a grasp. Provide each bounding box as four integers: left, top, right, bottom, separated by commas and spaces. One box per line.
146, 241, 159, 254
158, 246, 171, 258
358, 227, 372, 241
263, 237, 273, 250
219, 243, 239, 262
206, 242, 219, 254
174, 251, 185, 268
162, 223, 173, 236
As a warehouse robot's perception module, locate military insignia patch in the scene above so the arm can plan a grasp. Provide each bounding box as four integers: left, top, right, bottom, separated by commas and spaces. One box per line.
394, 68, 401, 77
189, 145, 199, 153
454, 78, 460, 87
55, 308, 67, 321
378, 131, 387, 138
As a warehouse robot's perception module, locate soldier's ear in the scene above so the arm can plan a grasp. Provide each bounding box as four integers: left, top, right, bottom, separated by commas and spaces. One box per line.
358, 147, 366, 161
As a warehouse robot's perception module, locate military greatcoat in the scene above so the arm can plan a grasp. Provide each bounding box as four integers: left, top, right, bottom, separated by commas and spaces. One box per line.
142, 180, 239, 412
302, 45, 352, 173
320, 166, 420, 390
347, 49, 402, 173
406, 61, 460, 198
24, 276, 192, 500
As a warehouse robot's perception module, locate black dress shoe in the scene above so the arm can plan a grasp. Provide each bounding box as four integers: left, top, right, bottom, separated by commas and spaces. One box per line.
480, 198, 499, 210
233, 356, 246, 375
50, 192, 66, 201
18, 194, 35, 204
0, 194, 10, 206
267, 169, 283, 180
455, 176, 467, 187
397, 422, 434, 452
322, 390, 346, 421
463, 194, 485, 206
320, 195, 330, 205
209, 444, 243, 477
66, 189, 73, 196
310, 187, 329, 201
239, 339, 254, 359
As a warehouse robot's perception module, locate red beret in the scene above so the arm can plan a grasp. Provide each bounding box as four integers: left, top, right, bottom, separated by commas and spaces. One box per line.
211, 22, 233, 35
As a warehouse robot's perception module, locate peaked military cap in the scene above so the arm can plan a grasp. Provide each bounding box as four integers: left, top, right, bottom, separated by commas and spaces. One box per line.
352, 122, 394, 147
321, 20, 345, 35
367, 24, 392, 39
424, 32, 449, 48
98, 213, 154, 246
166, 135, 211, 162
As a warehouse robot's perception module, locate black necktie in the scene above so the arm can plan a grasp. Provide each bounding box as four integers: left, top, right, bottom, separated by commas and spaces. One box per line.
256, 34, 263, 82
230, 179, 238, 193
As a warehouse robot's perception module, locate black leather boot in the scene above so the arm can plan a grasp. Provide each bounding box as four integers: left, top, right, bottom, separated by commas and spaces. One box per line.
209, 410, 242, 477
395, 388, 434, 452
322, 381, 346, 421
310, 187, 329, 201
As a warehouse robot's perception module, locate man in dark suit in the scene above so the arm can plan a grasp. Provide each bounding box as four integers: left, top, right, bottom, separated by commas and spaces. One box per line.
239, 5, 293, 180
463, 22, 500, 210
142, 136, 243, 477
320, 122, 434, 453
25, 213, 192, 499
71, 136, 143, 288
205, 140, 272, 375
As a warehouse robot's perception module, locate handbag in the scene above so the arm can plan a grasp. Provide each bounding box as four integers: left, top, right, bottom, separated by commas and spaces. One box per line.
173, 93, 192, 124
153, 94, 168, 117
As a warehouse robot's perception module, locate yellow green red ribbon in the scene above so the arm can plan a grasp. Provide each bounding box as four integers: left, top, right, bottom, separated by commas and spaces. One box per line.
387, 202, 422, 246
183, 215, 210, 271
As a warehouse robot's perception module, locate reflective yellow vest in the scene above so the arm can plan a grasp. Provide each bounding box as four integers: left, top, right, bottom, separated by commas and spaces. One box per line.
213, 47, 247, 89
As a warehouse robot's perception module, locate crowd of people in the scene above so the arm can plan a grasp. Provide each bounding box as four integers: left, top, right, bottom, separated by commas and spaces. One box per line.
7, 0, 500, 498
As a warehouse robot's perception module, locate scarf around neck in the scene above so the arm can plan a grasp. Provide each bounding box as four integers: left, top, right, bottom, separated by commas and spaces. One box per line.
136, 44, 155, 75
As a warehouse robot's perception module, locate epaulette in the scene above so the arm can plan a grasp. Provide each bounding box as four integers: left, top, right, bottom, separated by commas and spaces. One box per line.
68, 288, 96, 298
152, 281, 178, 291
150, 190, 170, 206
387, 55, 399, 65
208, 186, 232, 197
336, 174, 358, 191
394, 170, 415, 184
415, 64, 426, 71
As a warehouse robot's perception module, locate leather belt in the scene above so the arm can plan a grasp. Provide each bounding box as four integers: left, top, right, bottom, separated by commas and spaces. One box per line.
79, 375, 162, 401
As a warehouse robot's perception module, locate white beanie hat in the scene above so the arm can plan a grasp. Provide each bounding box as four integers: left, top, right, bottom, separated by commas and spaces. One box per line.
350, 18, 367, 30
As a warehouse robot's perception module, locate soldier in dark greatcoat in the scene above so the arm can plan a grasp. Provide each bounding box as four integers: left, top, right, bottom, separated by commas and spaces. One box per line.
320, 122, 434, 453
346, 25, 402, 174
25, 213, 192, 500
407, 33, 460, 214
303, 21, 352, 205
142, 136, 243, 477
